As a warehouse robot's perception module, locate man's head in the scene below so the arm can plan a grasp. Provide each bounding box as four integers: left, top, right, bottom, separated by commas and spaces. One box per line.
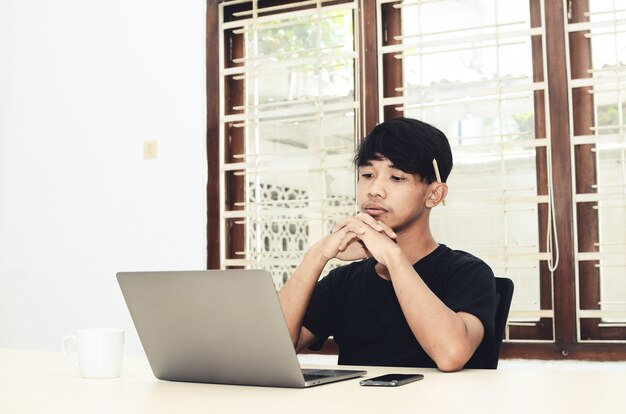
355, 117, 453, 183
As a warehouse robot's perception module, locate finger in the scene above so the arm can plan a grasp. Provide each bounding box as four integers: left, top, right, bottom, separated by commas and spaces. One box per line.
342, 222, 367, 237
356, 212, 384, 231
337, 231, 361, 252
376, 220, 397, 239
356, 213, 396, 239
331, 216, 354, 234
331, 222, 345, 234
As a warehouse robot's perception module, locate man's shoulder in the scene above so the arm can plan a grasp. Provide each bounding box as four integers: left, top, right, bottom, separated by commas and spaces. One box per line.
436, 244, 489, 266
427, 244, 494, 282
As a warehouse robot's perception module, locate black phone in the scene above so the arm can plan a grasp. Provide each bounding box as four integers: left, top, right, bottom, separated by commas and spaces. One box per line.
359, 373, 424, 387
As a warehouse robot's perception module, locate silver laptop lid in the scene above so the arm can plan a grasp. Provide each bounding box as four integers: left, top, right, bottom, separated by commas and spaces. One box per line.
117, 269, 307, 387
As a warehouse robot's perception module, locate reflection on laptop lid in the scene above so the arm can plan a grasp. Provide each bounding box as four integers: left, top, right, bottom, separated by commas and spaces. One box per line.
117, 269, 366, 388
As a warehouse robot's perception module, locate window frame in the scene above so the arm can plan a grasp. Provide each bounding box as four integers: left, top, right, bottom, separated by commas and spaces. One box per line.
207, 0, 626, 360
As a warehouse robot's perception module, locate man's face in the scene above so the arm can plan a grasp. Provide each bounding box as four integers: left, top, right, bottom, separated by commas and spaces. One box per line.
357, 157, 432, 232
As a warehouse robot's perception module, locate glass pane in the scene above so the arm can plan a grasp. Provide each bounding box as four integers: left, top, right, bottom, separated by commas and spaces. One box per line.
221, 2, 358, 288
571, 0, 626, 338
386, 0, 547, 333
596, 147, 626, 321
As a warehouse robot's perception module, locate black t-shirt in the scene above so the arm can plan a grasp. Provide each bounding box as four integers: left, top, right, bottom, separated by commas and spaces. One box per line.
302, 244, 497, 368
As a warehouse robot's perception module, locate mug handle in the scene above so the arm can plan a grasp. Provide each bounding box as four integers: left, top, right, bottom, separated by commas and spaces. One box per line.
62, 335, 79, 367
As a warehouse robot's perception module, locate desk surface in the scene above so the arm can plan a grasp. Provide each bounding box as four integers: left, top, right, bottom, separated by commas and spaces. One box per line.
0, 348, 622, 413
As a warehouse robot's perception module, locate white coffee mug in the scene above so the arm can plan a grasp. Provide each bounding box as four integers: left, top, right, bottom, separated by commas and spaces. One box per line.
62, 328, 124, 378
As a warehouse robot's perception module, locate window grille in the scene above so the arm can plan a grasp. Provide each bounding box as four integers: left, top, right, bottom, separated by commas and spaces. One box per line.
211, 0, 626, 356
566, 0, 626, 342
377, 0, 556, 342
218, 0, 360, 288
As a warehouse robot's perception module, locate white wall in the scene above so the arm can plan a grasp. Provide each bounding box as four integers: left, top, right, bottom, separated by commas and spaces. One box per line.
0, 0, 207, 354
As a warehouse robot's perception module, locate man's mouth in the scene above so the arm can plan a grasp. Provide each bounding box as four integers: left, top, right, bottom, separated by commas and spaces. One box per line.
362, 202, 388, 217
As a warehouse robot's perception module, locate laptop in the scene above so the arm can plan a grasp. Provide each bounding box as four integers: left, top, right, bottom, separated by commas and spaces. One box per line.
117, 269, 366, 388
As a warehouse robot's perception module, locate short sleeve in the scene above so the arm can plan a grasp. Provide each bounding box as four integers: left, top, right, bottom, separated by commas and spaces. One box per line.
443, 259, 497, 367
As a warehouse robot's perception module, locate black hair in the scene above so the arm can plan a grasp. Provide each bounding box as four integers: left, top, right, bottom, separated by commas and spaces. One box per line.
354, 117, 453, 183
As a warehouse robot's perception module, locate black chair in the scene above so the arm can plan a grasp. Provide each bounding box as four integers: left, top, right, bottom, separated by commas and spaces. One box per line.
485, 277, 514, 369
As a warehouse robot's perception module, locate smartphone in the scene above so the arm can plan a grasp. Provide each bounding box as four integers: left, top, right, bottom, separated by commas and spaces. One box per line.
359, 373, 424, 387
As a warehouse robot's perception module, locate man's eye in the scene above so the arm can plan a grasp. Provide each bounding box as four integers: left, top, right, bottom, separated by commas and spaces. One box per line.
360, 173, 373, 179
391, 176, 406, 182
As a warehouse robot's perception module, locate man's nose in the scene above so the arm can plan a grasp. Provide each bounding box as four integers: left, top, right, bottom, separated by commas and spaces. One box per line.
368, 176, 386, 198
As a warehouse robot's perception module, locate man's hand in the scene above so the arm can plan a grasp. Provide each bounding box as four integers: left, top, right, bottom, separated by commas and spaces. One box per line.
320, 213, 398, 263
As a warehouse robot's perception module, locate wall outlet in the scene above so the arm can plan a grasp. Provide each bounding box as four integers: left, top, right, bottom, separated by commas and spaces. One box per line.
143, 140, 158, 159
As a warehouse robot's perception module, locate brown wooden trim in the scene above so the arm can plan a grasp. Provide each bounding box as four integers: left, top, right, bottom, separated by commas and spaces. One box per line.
544, 0, 577, 346
581, 320, 626, 341
530, 0, 555, 342
305, 339, 626, 361
501, 342, 626, 361
253, 0, 350, 15
381, 2, 402, 121
207, 0, 221, 269
508, 317, 554, 341
578, 260, 601, 339
358, 0, 379, 135
569, 0, 603, 341
224, 28, 246, 266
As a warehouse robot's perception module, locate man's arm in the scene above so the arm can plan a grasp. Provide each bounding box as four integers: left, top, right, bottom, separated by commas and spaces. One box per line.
341, 217, 484, 372
384, 252, 485, 372
278, 213, 396, 352
277, 243, 328, 350
278, 219, 382, 350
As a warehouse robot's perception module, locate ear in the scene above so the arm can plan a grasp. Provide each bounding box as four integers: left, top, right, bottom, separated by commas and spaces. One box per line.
426, 183, 448, 208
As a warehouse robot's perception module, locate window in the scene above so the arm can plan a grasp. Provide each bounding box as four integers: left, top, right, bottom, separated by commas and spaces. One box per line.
567, 0, 626, 342
377, 0, 555, 344
217, 0, 359, 288
208, 0, 626, 359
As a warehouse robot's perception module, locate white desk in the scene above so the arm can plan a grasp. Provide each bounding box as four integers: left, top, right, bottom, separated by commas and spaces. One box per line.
0, 348, 621, 413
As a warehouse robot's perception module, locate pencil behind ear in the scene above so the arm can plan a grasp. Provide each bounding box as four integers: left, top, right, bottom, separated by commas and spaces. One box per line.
432, 159, 446, 206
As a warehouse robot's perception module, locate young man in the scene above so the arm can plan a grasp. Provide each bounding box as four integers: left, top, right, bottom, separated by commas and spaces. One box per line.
278, 117, 496, 372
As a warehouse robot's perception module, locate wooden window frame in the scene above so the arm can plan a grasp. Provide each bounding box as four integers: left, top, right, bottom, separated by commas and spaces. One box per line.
207, 0, 626, 360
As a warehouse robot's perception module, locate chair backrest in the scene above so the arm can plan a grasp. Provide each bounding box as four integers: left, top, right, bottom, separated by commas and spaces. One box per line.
485, 277, 514, 369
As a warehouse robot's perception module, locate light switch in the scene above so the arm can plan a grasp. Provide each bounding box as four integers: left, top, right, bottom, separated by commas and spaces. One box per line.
143, 140, 158, 159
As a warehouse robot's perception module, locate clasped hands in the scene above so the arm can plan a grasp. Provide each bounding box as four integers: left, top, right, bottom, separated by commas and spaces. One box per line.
319, 212, 399, 265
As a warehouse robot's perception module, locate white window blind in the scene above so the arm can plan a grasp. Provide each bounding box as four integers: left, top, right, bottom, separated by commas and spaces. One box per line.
378, 0, 556, 340
218, 0, 360, 288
